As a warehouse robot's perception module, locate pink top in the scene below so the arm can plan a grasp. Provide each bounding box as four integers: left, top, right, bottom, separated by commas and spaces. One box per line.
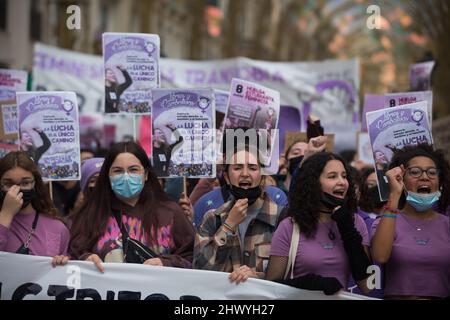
0, 210, 69, 256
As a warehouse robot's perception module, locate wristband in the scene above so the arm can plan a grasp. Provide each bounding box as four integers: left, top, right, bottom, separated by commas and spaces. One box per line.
223, 222, 236, 234
382, 213, 398, 218
382, 205, 400, 214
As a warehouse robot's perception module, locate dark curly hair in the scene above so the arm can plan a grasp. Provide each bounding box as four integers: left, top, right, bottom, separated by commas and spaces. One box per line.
389, 143, 450, 212
288, 152, 358, 238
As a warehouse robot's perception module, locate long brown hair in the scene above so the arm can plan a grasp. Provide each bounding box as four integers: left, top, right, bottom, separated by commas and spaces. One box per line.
0, 151, 60, 219
69, 141, 173, 259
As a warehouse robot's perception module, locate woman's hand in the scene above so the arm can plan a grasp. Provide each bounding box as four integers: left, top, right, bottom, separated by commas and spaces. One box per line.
385, 165, 405, 203
86, 254, 104, 273
178, 192, 194, 222
144, 258, 163, 266
0, 185, 23, 220
225, 198, 248, 231
51, 255, 70, 268
229, 265, 258, 284
304, 136, 327, 161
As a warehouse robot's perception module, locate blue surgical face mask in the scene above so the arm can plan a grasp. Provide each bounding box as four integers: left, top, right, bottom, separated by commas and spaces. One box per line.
110, 173, 144, 199
405, 190, 441, 212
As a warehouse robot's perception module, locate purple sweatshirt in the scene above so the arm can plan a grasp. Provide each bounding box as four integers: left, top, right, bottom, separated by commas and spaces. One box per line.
0, 210, 69, 256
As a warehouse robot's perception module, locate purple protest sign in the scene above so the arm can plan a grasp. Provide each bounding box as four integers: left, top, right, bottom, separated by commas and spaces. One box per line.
0, 69, 28, 101
361, 94, 385, 132
366, 101, 432, 201
279, 106, 302, 153
384, 90, 433, 125
410, 61, 434, 91
103, 33, 160, 114
152, 88, 215, 178
16, 91, 81, 181
223, 78, 280, 173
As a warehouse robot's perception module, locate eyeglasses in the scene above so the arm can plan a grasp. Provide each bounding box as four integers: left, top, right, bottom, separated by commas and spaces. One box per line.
405, 167, 439, 179
1, 179, 35, 190
110, 166, 145, 176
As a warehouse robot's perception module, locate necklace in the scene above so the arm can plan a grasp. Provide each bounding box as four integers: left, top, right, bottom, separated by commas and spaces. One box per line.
401, 213, 435, 232
319, 211, 336, 240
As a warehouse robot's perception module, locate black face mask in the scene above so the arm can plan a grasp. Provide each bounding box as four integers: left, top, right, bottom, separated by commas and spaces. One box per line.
228, 184, 262, 205
0, 189, 36, 210
20, 189, 37, 210
321, 192, 347, 211
368, 186, 386, 210
288, 155, 304, 176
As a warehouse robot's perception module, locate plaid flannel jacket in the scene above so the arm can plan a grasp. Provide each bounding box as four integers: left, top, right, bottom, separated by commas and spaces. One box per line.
193, 192, 284, 278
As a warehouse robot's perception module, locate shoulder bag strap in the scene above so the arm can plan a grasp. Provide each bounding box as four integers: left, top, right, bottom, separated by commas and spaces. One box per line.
284, 217, 300, 280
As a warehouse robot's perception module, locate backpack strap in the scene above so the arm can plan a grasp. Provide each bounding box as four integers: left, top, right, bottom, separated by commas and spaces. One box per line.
284, 217, 300, 280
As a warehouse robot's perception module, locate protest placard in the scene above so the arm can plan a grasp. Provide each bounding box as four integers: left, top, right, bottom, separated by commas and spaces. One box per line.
152, 88, 215, 178
356, 132, 374, 165
214, 89, 229, 163
16, 91, 81, 181
409, 61, 434, 91
103, 33, 160, 114
0, 100, 18, 140
0, 69, 27, 101
366, 101, 433, 201
223, 78, 280, 169
385, 90, 433, 125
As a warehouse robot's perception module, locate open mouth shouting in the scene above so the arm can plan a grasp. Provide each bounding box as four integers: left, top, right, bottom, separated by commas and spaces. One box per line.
238, 181, 253, 189
416, 185, 432, 194
331, 188, 346, 199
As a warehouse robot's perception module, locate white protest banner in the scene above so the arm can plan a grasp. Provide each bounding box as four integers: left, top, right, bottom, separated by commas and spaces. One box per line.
32, 43, 133, 144
162, 58, 360, 152
410, 61, 434, 91
366, 101, 432, 201
102, 33, 160, 114
0, 252, 373, 300
0, 68, 28, 101
33, 43, 359, 151
152, 88, 216, 178
17, 91, 81, 181
384, 90, 433, 125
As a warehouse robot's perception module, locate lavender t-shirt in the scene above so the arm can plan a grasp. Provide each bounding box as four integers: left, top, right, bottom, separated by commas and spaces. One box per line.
371, 213, 450, 298
0, 210, 69, 257
270, 215, 370, 287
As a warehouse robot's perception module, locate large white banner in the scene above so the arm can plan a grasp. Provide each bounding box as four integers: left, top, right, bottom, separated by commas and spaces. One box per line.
0, 252, 372, 300
33, 43, 359, 151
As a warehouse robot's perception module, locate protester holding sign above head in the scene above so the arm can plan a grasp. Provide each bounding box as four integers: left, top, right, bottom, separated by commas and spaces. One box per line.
0, 151, 70, 267
152, 124, 184, 177
193, 144, 282, 283
371, 144, 450, 299
104, 66, 132, 113
69, 141, 195, 272
266, 152, 372, 296
19, 127, 51, 165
